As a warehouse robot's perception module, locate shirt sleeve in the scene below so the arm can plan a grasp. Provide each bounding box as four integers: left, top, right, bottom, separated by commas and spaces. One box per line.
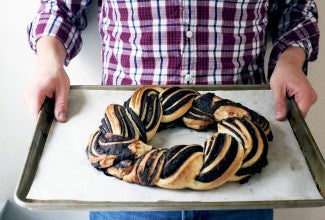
27, 0, 92, 65
267, 0, 320, 76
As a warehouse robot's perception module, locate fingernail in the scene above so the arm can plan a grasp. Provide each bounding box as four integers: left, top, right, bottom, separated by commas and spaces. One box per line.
58, 112, 67, 121
275, 111, 283, 118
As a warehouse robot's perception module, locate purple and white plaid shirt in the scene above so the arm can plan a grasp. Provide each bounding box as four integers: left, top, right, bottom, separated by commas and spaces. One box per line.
28, 0, 319, 85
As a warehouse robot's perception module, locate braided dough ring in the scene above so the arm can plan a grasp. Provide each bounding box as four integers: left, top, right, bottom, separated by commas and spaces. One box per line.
86, 86, 273, 190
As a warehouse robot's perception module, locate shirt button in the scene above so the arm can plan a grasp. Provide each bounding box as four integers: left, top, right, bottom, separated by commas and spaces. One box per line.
186, 30, 193, 38
184, 74, 193, 83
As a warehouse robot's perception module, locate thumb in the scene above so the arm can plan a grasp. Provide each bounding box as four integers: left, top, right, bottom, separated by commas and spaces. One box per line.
272, 86, 287, 121
54, 87, 69, 122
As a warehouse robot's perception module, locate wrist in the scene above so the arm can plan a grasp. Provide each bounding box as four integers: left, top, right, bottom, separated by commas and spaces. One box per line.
275, 47, 306, 71
36, 36, 67, 67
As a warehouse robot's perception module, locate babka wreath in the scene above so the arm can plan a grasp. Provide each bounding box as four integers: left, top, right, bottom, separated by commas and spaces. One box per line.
86, 86, 273, 190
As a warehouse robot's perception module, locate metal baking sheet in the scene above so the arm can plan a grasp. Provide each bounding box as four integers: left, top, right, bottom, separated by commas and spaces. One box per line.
15, 85, 325, 210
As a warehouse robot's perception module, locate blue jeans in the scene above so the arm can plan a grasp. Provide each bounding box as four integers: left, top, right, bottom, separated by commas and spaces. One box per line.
90, 210, 273, 220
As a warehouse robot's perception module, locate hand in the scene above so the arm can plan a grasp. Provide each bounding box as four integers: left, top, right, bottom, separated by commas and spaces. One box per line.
24, 36, 70, 122
270, 47, 317, 121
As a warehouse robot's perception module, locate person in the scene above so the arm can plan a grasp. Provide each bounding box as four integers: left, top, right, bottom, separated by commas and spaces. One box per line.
24, 0, 319, 219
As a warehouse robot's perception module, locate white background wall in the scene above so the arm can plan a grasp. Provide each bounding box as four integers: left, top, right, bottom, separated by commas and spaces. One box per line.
0, 1, 324, 219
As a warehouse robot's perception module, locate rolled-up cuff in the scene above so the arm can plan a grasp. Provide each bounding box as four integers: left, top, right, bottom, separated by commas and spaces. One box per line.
27, 14, 83, 66
268, 34, 319, 78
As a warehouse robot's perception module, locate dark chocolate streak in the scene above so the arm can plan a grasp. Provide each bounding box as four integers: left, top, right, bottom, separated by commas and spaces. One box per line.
124, 92, 161, 141
94, 133, 135, 163
100, 114, 113, 134
192, 93, 215, 113
159, 86, 181, 100
160, 145, 202, 179
184, 107, 212, 120
114, 159, 133, 169
195, 137, 239, 182
143, 95, 161, 131
235, 124, 268, 176
160, 87, 197, 109
258, 123, 268, 161
241, 119, 258, 162
111, 105, 125, 135
138, 150, 166, 186
143, 96, 154, 127
103, 159, 134, 176
162, 93, 197, 115
219, 118, 245, 147
202, 134, 226, 169
118, 105, 137, 139
126, 107, 147, 142
213, 99, 237, 110
187, 107, 204, 116
245, 108, 273, 141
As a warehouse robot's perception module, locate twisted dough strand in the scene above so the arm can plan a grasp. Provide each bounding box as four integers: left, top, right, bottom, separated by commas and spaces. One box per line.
87, 86, 273, 190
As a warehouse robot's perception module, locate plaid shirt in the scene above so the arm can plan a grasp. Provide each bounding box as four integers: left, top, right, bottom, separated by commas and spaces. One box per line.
28, 0, 319, 85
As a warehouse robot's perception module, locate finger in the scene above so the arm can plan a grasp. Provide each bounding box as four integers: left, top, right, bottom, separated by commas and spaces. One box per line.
272, 85, 287, 121
296, 102, 309, 118
54, 86, 69, 122
294, 91, 317, 118
24, 89, 47, 121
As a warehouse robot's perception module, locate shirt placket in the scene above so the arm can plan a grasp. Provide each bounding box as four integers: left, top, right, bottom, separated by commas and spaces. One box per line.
181, 0, 196, 85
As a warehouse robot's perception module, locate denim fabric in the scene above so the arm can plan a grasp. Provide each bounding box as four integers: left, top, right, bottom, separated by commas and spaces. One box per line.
89, 209, 273, 220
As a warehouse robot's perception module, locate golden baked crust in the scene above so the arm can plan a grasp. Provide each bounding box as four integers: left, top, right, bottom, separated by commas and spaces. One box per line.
86, 86, 273, 190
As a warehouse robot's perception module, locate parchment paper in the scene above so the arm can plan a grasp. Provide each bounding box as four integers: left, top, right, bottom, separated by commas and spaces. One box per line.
27, 88, 322, 202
